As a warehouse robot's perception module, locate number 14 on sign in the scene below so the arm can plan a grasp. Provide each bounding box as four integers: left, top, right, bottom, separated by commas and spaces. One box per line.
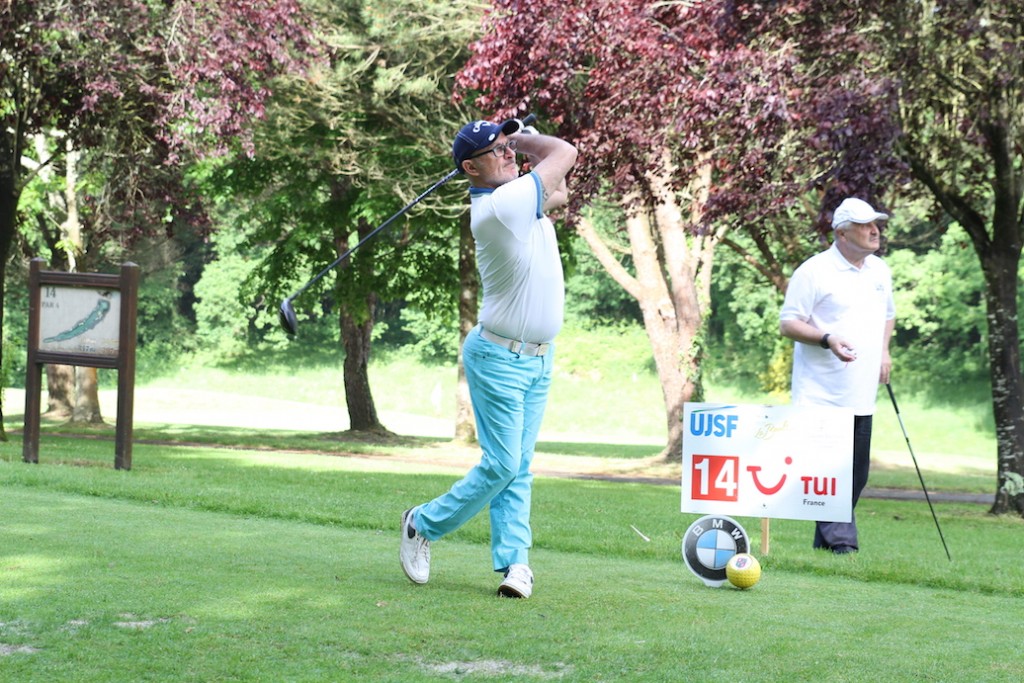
691, 455, 739, 502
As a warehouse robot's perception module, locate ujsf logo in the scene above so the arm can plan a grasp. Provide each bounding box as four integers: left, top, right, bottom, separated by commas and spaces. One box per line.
688, 407, 739, 438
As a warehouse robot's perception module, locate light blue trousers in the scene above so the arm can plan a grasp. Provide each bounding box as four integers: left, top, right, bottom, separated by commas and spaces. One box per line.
414, 326, 554, 572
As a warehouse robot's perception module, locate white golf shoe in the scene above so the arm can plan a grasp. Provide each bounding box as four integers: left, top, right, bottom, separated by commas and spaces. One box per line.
400, 507, 430, 584
497, 563, 533, 598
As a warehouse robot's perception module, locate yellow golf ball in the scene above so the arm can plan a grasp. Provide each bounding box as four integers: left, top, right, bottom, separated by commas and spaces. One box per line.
725, 553, 761, 589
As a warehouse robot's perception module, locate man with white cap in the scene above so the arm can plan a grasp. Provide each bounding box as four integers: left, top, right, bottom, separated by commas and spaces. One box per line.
779, 197, 896, 554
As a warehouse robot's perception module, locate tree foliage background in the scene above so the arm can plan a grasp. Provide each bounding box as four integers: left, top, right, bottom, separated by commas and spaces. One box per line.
1, 0, 319, 434
3, 0, 1023, 515
456, 0, 1024, 510
194, 0, 484, 431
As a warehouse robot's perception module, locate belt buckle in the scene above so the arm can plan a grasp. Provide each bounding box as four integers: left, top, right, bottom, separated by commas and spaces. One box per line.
520, 341, 546, 356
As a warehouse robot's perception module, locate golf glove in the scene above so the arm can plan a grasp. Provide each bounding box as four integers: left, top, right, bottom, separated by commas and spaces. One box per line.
500, 117, 538, 136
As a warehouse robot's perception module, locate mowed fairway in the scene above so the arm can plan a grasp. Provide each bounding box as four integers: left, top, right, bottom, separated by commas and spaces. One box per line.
1, 434, 1022, 682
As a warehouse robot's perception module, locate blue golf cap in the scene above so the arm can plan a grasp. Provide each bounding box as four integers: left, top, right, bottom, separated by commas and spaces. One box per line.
452, 119, 520, 171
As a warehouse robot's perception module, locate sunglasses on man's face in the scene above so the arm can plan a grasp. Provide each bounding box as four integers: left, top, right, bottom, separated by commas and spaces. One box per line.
466, 139, 518, 161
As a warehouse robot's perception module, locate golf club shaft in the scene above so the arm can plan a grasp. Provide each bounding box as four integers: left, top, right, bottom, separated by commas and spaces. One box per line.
886, 383, 952, 561
284, 113, 538, 306
285, 168, 460, 305
279, 113, 538, 336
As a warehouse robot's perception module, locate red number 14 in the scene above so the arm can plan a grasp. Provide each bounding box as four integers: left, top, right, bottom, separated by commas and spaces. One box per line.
691, 455, 739, 501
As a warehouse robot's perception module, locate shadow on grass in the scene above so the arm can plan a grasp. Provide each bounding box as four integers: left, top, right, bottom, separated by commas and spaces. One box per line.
112, 423, 448, 453
5, 416, 666, 462
869, 458, 994, 494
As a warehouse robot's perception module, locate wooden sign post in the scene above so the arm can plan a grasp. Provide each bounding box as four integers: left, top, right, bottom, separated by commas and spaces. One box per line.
22, 258, 140, 469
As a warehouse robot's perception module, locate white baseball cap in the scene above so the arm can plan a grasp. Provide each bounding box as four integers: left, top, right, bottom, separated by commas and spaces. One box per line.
831, 197, 889, 229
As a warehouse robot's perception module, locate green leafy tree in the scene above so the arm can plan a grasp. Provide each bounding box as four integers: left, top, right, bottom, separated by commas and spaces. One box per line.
778, 0, 1024, 516
877, 0, 1024, 515
210, 0, 482, 433
886, 227, 989, 388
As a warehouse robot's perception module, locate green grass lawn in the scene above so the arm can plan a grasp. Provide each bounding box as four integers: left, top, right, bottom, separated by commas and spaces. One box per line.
0, 341, 1015, 680
1, 433, 1022, 682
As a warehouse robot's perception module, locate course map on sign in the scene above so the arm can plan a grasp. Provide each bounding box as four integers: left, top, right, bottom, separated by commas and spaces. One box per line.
38, 286, 121, 357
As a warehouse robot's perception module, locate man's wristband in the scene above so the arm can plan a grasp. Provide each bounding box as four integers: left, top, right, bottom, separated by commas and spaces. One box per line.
819, 333, 831, 349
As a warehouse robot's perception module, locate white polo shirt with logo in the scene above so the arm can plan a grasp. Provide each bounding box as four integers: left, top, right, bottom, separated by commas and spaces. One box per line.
470, 171, 564, 344
780, 242, 895, 415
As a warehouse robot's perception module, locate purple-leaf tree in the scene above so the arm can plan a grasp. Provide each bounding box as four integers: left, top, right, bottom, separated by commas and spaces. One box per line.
457, 0, 902, 460
0, 0, 319, 433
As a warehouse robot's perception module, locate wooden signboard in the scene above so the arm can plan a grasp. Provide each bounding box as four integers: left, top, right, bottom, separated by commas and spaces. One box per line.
23, 258, 140, 469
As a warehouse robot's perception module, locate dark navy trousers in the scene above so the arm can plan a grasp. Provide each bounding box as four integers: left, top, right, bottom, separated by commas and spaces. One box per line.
814, 415, 873, 551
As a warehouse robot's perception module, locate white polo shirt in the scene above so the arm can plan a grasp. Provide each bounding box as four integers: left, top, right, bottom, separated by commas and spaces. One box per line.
780, 242, 895, 415
470, 171, 564, 344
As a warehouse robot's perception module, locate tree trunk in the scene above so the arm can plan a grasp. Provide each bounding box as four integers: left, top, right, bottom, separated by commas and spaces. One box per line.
577, 192, 712, 461
339, 295, 386, 433
576, 161, 715, 461
657, 163, 713, 459
71, 366, 104, 424
455, 210, 477, 444
628, 204, 708, 462
41, 140, 104, 425
62, 142, 104, 423
45, 364, 75, 417
637, 297, 693, 461
328, 180, 387, 435
44, 365, 105, 424
0, 131, 19, 440
980, 251, 1024, 515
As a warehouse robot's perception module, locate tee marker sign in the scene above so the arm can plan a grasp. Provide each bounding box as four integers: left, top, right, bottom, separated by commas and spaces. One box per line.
682, 403, 854, 522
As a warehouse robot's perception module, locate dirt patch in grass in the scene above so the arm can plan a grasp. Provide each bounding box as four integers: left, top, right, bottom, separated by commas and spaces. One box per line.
410, 656, 573, 679
113, 615, 171, 630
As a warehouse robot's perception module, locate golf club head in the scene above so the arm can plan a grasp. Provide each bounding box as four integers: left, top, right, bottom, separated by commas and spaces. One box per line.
279, 298, 299, 336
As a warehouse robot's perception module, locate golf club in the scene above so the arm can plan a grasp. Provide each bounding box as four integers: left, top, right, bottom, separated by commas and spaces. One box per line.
885, 382, 952, 561
278, 113, 536, 336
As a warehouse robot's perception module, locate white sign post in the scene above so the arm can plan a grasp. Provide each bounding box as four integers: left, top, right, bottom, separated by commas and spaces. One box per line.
682, 403, 854, 524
